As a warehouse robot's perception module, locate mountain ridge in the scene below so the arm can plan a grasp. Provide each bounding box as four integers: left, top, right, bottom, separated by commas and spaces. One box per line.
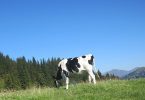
106, 67, 145, 78
123, 67, 145, 79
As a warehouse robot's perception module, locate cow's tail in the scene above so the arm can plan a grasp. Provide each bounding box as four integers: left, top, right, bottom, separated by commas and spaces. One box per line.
92, 57, 100, 79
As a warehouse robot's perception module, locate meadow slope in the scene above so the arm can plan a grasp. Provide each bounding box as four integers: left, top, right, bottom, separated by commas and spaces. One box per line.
0, 79, 145, 100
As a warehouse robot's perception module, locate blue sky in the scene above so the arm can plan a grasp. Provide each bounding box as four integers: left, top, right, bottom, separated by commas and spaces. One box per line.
0, 0, 145, 73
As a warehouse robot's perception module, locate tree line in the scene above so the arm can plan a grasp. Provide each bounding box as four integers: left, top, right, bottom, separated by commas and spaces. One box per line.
0, 52, 118, 90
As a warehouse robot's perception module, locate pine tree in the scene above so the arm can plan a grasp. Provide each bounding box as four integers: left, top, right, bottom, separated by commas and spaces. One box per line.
17, 57, 30, 89
106, 73, 110, 79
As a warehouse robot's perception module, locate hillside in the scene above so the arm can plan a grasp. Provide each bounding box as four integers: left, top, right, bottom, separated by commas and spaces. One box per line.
0, 79, 145, 100
106, 69, 129, 77
123, 67, 145, 79
106, 67, 144, 78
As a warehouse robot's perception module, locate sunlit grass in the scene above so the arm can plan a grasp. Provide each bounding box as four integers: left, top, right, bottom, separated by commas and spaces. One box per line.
0, 79, 145, 100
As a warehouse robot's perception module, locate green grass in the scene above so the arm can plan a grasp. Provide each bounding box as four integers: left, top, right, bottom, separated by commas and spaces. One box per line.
0, 79, 145, 100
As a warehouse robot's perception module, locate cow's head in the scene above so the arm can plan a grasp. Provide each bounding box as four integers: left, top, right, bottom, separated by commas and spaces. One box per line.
52, 67, 62, 88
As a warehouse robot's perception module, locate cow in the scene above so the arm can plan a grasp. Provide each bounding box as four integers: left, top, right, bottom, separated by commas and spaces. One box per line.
53, 54, 99, 89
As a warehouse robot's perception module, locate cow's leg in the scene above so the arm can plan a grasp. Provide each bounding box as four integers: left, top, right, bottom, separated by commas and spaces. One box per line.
62, 70, 69, 89
87, 69, 96, 84
89, 72, 96, 84
88, 75, 92, 83
65, 77, 69, 89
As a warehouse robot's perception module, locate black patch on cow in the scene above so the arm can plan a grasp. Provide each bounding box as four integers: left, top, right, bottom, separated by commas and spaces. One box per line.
66, 58, 73, 72
73, 57, 80, 68
56, 66, 62, 80
82, 56, 86, 58
88, 55, 94, 65
66, 57, 80, 73
63, 70, 69, 77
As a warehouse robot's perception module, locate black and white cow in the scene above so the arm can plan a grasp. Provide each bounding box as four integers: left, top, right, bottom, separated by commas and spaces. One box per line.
53, 54, 99, 89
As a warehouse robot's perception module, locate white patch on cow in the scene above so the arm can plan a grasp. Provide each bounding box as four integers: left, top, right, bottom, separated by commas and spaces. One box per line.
58, 59, 68, 71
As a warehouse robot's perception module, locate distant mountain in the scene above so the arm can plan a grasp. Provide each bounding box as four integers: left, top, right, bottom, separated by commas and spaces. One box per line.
106, 69, 130, 78
123, 67, 145, 79
106, 67, 145, 79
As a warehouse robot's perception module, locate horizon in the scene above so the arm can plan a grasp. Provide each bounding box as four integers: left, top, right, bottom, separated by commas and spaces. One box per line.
0, 0, 145, 73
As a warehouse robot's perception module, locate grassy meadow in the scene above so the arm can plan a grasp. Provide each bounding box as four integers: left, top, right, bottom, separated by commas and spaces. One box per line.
0, 79, 145, 100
